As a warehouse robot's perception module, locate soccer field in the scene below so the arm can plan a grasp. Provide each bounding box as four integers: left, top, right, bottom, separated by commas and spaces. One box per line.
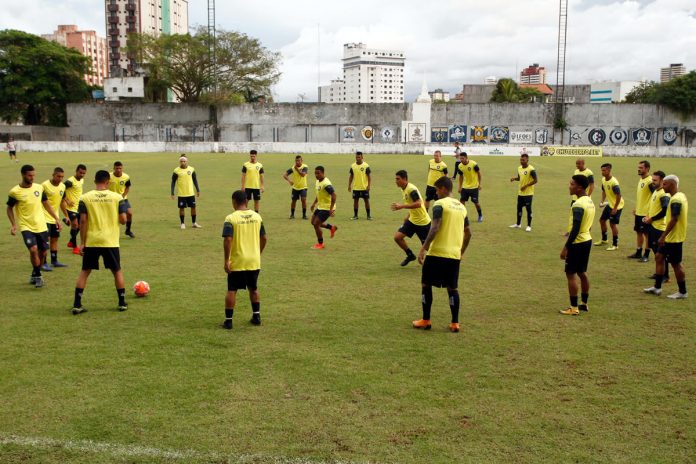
0, 152, 694, 463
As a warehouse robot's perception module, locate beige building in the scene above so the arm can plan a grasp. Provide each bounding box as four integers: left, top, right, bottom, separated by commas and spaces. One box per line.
519, 63, 547, 85
105, 0, 189, 76
42, 25, 108, 87
660, 63, 686, 83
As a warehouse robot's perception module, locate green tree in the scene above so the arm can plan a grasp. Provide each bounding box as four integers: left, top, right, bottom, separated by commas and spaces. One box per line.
0, 30, 91, 125
490, 78, 543, 103
624, 81, 659, 103
656, 71, 696, 117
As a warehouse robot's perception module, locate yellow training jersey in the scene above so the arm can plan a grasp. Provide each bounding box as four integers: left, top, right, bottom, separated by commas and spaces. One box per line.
173, 166, 196, 197
41, 180, 65, 225
7, 184, 48, 233
402, 183, 431, 226
79, 189, 125, 248
635, 176, 652, 216
287, 164, 308, 190
602, 176, 625, 210
567, 195, 595, 244
242, 162, 264, 189
315, 177, 335, 211
457, 160, 480, 189
427, 197, 468, 260
647, 188, 670, 232
108, 172, 131, 199
350, 162, 371, 191
64, 176, 84, 213
665, 192, 688, 243
427, 159, 448, 187
571, 168, 594, 201
518, 165, 536, 196
223, 209, 264, 271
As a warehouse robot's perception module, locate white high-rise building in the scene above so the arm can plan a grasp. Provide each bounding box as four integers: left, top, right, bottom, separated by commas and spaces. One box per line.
660, 63, 686, 83
319, 43, 405, 103
105, 0, 188, 76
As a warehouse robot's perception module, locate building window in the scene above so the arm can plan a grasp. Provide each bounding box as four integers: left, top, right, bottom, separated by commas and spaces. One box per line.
112, 87, 118, 92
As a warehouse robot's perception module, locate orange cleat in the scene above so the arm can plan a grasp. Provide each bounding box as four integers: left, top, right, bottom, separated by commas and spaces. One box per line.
72, 247, 81, 255
448, 322, 460, 332
412, 319, 431, 330
311, 243, 325, 250
330, 225, 338, 238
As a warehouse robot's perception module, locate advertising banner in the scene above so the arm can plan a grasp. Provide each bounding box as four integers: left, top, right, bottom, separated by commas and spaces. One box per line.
449, 125, 467, 143
541, 146, 603, 157
408, 123, 427, 142
431, 127, 448, 143
510, 131, 533, 144
424, 146, 541, 156
341, 126, 356, 142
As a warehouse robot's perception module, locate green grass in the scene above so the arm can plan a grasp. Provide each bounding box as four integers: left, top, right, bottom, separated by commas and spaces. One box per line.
0, 152, 694, 463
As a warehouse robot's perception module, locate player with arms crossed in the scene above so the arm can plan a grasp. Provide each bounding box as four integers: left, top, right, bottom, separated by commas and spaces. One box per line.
391, 170, 431, 266
64, 164, 87, 254
642, 171, 671, 286
241, 150, 264, 213
413, 177, 471, 333
595, 163, 624, 251
310, 166, 337, 250
283, 155, 309, 219
509, 153, 537, 231
171, 155, 201, 229
457, 152, 483, 222
41, 167, 69, 270
571, 158, 594, 204
425, 150, 448, 211
108, 161, 135, 238
348, 151, 372, 220
629, 160, 653, 261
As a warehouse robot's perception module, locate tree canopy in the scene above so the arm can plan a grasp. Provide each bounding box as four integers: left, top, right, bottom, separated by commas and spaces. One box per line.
127, 27, 281, 104
490, 78, 544, 103
0, 30, 92, 126
625, 72, 696, 117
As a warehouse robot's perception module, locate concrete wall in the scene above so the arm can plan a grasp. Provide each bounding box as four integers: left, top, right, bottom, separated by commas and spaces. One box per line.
0, 125, 70, 142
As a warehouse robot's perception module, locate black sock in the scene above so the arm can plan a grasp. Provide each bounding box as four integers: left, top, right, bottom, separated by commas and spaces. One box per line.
655, 275, 663, 289
602, 231, 608, 241
678, 281, 687, 294
318, 237, 324, 244
636, 247, 642, 256
179, 215, 185, 224
448, 289, 460, 323
321, 223, 332, 230
251, 302, 260, 315
32, 266, 41, 277
366, 209, 371, 217
225, 308, 234, 319
353, 208, 358, 217
421, 287, 433, 320
291, 208, 295, 216
126, 221, 132, 232
302, 208, 306, 217
664, 267, 670, 279
581, 293, 589, 305
51, 251, 58, 263
406, 248, 415, 258
613, 235, 619, 246
476, 206, 482, 216
643, 249, 651, 259
70, 229, 78, 244
73, 288, 84, 307
192, 215, 197, 224
117, 288, 126, 306
570, 295, 578, 307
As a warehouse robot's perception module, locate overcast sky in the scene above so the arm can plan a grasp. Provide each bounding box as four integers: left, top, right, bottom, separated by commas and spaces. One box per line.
3, 0, 695, 101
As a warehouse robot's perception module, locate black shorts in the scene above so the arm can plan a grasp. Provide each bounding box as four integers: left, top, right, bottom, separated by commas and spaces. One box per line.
517, 195, 533, 209
291, 189, 307, 200
82, 247, 121, 271
600, 205, 622, 224
398, 220, 430, 244
460, 188, 479, 203
352, 190, 370, 200
227, 269, 260, 291
313, 209, 331, 223
9, 151, 16, 156
648, 225, 664, 252
178, 196, 196, 208
634, 215, 647, 233
422, 255, 460, 289
123, 199, 132, 210
245, 189, 261, 201
658, 242, 683, 265
425, 186, 438, 202
47, 223, 61, 238
21, 230, 49, 251
564, 240, 592, 274
68, 211, 80, 223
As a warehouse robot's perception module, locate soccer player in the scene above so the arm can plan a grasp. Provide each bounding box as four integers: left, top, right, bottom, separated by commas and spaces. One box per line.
283, 155, 309, 219
559, 175, 595, 315
425, 150, 448, 210
348, 151, 372, 220
594, 163, 624, 251
452, 142, 462, 180
71, 170, 128, 314
41, 167, 69, 271
571, 158, 594, 204
6, 165, 62, 287
629, 160, 653, 261
108, 161, 135, 238
413, 177, 471, 333
170, 155, 201, 229
6, 137, 17, 162
310, 166, 337, 249
457, 152, 483, 222
221, 190, 267, 330
509, 153, 537, 231
241, 150, 264, 213
391, 170, 431, 266
63, 164, 87, 254
642, 171, 671, 285
644, 175, 688, 299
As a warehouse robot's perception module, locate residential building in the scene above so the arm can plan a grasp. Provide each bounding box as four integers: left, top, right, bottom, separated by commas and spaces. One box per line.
429, 89, 450, 102
104, 76, 145, 101
520, 83, 553, 103
319, 43, 405, 103
590, 81, 641, 103
484, 76, 498, 85
42, 25, 108, 87
105, 0, 189, 77
660, 63, 686, 83
519, 63, 547, 85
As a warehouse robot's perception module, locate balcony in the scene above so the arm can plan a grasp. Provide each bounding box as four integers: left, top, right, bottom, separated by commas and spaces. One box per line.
108, 28, 119, 36
126, 3, 136, 11
111, 52, 121, 60
109, 40, 120, 48
107, 4, 118, 12
126, 16, 136, 23
108, 16, 119, 24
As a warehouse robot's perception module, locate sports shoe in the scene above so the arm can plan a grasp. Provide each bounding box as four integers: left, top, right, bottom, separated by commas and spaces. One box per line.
289, 215, 295, 219
71, 306, 88, 315
400, 254, 417, 266
330, 225, 338, 238
593, 240, 608, 246
41, 263, 53, 272
509, 224, 521, 229
118, 304, 128, 312
412, 319, 432, 330
367, 216, 373, 221
606, 245, 619, 251
180, 223, 186, 229
250, 313, 261, 326
72, 247, 81, 255
28, 276, 36, 284
222, 319, 233, 330
578, 304, 589, 312
192, 223, 202, 228
639, 256, 649, 263
67, 241, 74, 248
643, 286, 662, 296
125, 230, 135, 238
51, 261, 68, 268
525, 226, 532, 232
448, 322, 460, 333
350, 216, 359, 220
311, 243, 325, 250
477, 216, 483, 223
667, 292, 688, 299
34, 276, 44, 288
627, 252, 641, 259
302, 216, 308, 220
559, 307, 579, 315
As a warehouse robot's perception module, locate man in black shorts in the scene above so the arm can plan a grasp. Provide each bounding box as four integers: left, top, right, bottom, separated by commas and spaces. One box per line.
391, 170, 432, 266
72, 170, 128, 314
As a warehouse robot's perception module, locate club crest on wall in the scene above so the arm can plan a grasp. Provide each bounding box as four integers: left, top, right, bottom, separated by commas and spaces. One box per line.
449, 125, 467, 143
631, 128, 653, 146
534, 128, 548, 144
662, 127, 678, 146
588, 128, 606, 146
490, 126, 509, 143
609, 128, 628, 145
470, 125, 488, 143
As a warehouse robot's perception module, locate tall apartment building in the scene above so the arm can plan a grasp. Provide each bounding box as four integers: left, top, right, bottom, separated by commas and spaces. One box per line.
660, 63, 686, 83
519, 63, 547, 85
319, 43, 405, 103
42, 25, 108, 87
105, 0, 188, 76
